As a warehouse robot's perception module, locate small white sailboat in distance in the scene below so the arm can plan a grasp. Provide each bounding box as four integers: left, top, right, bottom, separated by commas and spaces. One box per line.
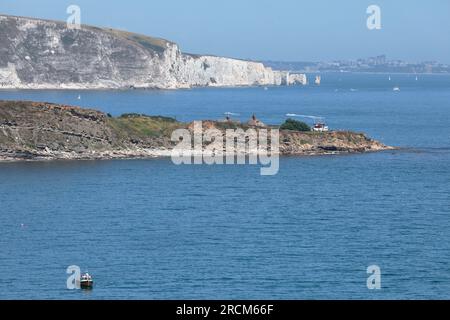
77, 94, 81, 100
415, 76, 418, 81
388, 76, 391, 81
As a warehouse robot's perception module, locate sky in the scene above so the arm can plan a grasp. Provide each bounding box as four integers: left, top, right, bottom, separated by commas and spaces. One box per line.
1, 0, 449, 63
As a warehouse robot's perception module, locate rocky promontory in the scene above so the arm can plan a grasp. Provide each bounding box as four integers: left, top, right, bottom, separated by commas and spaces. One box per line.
0, 101, 393, 161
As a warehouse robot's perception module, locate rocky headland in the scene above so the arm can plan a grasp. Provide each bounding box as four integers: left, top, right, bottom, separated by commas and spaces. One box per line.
0, 100, 393, 161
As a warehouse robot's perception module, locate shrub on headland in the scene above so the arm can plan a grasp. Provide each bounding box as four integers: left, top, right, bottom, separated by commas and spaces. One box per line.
119, 113, 177, 122
280, 119, 311, 132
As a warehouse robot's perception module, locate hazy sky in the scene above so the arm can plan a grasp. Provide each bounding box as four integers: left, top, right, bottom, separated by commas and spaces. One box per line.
1, 0, 449, 63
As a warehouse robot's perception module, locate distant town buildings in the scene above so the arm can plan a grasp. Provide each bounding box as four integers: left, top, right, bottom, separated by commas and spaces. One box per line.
263, 55, 450, 74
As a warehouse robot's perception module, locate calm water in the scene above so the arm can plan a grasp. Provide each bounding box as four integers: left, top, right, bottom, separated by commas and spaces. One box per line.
1, 73, 450, 299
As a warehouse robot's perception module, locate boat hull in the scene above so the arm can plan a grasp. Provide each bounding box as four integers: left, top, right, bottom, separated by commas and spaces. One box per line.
80, 281, 94, 289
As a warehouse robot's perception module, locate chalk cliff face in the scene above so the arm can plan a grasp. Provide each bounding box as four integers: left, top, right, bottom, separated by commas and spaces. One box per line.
0, 14, 284, 89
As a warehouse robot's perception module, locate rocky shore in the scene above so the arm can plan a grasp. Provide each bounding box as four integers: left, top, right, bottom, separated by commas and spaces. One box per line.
0, 101, 393, 161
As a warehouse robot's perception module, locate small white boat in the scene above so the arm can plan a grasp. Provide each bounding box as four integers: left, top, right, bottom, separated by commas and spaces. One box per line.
80, 272, 93, 289
77, 95, 81, 100
393, 86, 400, 92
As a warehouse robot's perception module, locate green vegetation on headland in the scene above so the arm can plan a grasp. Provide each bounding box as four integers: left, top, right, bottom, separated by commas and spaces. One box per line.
108, 113, 183, 138
280, 119, 311, 132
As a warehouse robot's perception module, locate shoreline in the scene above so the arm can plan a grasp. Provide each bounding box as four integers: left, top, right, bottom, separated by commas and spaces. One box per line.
0, 146, 397, 163
1, 72, 448, 93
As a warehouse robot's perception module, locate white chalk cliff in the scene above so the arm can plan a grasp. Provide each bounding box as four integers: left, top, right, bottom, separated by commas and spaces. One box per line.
0, 14, 287, 89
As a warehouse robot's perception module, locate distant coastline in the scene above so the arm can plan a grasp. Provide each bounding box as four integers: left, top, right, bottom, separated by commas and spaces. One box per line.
262, 55, 450, 75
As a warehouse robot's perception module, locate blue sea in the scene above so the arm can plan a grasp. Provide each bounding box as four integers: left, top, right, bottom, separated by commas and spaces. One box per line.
0, 73, 449, 299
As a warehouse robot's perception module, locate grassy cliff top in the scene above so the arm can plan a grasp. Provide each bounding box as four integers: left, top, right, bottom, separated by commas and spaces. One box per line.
0, 14, 174, 53
102, 29, 174, 53
108, 113, 184, 138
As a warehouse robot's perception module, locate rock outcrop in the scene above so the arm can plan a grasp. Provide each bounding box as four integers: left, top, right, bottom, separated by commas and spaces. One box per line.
0, 14, 286, 89
0, 100, 393, 161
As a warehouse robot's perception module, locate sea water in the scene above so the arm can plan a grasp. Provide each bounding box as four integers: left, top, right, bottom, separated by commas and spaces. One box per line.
0, 73, 449, 299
